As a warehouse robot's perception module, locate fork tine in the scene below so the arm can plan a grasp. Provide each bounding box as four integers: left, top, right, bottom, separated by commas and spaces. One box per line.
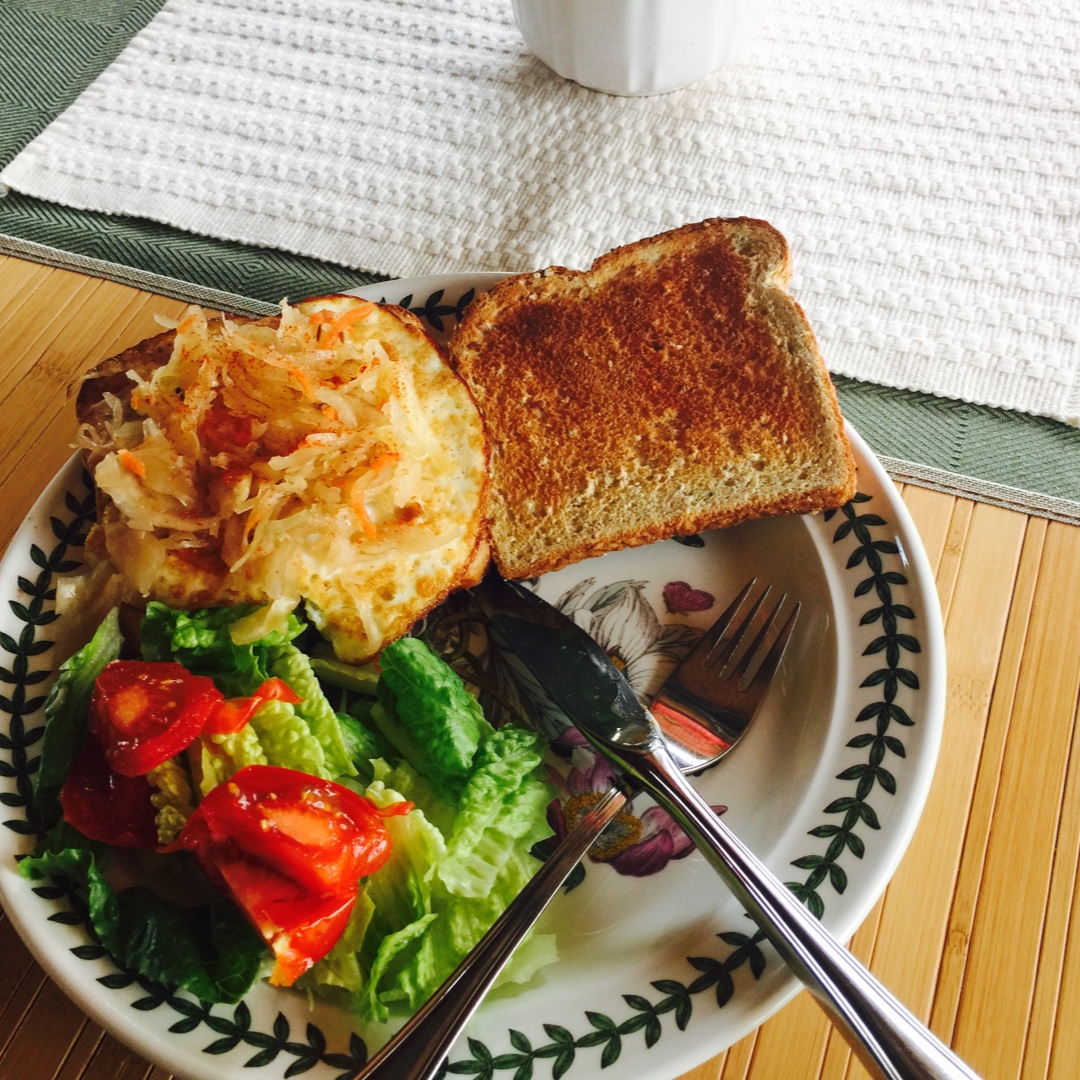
730, 592, 790, 683
709, 583, 772, 672
686, 578, 756, 667
741, 601, 801, 698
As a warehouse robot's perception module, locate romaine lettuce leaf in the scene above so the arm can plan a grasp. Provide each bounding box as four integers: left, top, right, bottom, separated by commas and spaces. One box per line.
389, 845, 557, 1009
373, 638, 492, 795
139, 604, 357, 789
19, 829, 265, 1004
362, 775, 448, 936
302, 888, 376, 995
354, 725, 556, 1015
197, 724, 269, 795
270, 644, 355, 778
437, 726, 551, 899
336, 714, 392, 784
362, 913, 438, 1023
35, 608, 122, 823
384, 725, 554, 1009
140, 602, 303, 697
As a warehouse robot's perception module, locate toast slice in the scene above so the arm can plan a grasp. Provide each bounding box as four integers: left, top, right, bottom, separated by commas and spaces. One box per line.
448, 218, 857, 579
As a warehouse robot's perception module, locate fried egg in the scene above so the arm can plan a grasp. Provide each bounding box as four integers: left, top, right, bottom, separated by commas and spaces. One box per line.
75, 295, 489, 661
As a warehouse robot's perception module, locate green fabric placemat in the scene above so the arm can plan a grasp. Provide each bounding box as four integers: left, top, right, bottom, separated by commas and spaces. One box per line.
2, 0, 1079, 523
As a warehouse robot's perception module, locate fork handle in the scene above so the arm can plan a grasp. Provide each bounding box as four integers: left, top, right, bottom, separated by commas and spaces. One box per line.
619, 738, 982, 1080
354, 784, 629, 1080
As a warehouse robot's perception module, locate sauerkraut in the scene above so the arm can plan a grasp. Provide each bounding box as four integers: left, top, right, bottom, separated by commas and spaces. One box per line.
75, 296, 488, 661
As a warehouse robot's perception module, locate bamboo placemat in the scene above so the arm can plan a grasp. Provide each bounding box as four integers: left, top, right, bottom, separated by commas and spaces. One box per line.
1, 256, 1079, 1080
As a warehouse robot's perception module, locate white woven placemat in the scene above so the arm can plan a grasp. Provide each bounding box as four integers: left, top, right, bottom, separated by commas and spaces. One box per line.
2, 0, 1077, 423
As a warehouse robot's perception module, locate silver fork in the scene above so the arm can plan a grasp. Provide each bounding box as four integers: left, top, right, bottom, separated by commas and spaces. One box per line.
356, 580, 794, 1080
651, 580, 798, 767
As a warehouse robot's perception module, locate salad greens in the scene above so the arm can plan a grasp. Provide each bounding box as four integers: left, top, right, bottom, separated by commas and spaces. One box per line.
21, 822, 266, 1004
22, 603, 557, 1017
33, 608, 122, 822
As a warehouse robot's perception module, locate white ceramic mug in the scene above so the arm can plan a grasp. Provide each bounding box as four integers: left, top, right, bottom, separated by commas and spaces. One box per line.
511, 0, 765, 97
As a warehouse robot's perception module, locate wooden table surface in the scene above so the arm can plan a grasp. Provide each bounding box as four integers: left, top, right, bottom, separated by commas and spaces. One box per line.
1, 255, 1078, 1080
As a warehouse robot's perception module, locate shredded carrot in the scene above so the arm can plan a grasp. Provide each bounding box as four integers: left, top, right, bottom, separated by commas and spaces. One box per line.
368, 452, 400, 476
241, 509, 263, 551
287, 365, 316, 399
322, 301, 376, 344
320, 404, 338, 422
118, 449, 146, 478
346, 453, 399, 541
349, 488, 377, 541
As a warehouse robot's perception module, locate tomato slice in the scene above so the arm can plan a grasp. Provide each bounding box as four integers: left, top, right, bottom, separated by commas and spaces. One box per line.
89, 660, 224, 776
59, 738, 159, 848
181, 765, 399, 895
214, 854, 356, 986
203, 678, 303, 735
174, 765, 409, 985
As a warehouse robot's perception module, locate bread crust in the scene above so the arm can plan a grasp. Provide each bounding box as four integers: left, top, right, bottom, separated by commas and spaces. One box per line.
447, 217, 857, 579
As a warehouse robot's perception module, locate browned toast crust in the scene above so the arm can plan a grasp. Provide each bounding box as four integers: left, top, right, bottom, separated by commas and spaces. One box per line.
448, 217, 857, 579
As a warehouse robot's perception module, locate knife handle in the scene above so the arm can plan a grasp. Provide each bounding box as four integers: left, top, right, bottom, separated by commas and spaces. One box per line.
354, 784, 629, 1080
620, 738, 982, 1080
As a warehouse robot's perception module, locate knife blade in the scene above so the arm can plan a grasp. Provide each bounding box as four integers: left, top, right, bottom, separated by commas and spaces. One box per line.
470, 573, 658, 759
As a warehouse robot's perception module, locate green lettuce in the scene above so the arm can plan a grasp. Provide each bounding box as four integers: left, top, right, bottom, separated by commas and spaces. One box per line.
19, 827, 265, 1004
141, 605, 357, 787
371, 638, 492, 797
436, 726, 551, 899
346, 644, 556, 1017
387, 725, 554, 1009
269, 644, 355, 778
140, 602, 303, 697
35, 608, 122, 823
336, 714, 392, 785
39, 604, 558, 1022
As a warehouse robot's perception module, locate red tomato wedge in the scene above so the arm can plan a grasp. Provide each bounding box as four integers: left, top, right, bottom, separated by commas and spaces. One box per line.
214, 855, 356, 986
90, 660, 224, 776
173, 765, 411, 985
203, 678, 302, 735
59, 738, 159, 849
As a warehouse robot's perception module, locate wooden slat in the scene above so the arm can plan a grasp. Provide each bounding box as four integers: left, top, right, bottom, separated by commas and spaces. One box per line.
64, 1032, 163, 1080
898, 483, 956, 572
0, 257, 56, 317
744, 990, 832, 1078
719, 1029, 757, 1079
0, 910, 50, 1053
0, 273, 103, 401
0, 977, 93, 1078
51, 1021, 104, 1080
1048, 783, 1080, 1078
929, 516, 1046, 1039
949, 522, 1080, 1078
1023, 676, 1080, 1078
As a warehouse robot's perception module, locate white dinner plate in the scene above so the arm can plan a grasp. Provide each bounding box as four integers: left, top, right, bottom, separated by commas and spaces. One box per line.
0, 273, 945, 1080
